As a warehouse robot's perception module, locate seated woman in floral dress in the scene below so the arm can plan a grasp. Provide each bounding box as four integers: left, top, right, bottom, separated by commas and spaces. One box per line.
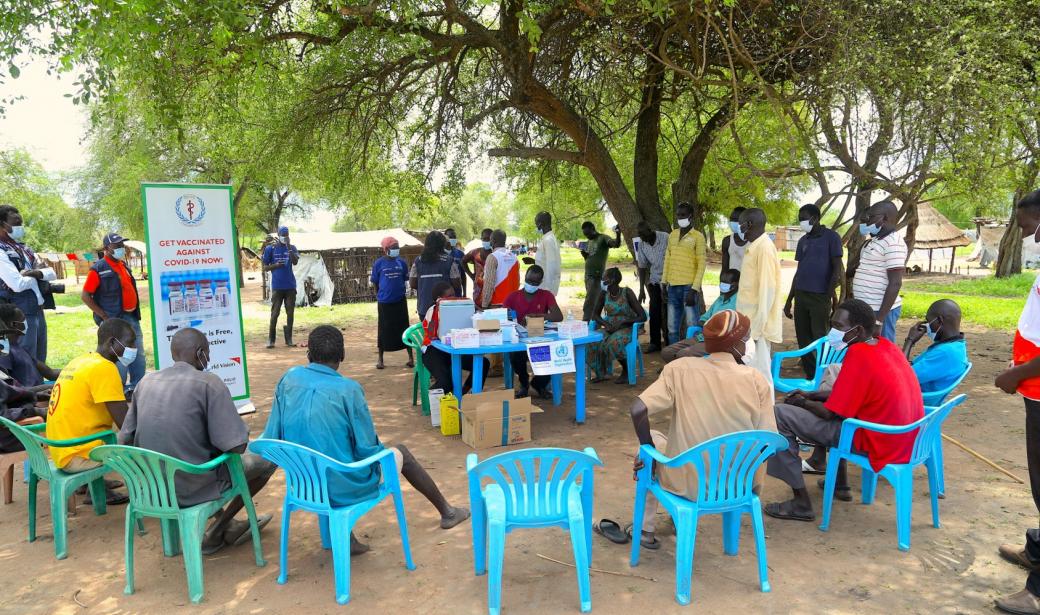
590, 267, 647, 384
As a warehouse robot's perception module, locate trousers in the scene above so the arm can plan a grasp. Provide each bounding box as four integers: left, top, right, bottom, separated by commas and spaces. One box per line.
665, 285, 699, 345
269, 289, 297, 343
793, 290, 832, 378
646, 283, 665, 348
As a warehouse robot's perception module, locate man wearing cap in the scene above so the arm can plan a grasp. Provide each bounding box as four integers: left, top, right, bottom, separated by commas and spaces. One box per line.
81, 232, 146, 391
262, 226, 300, 348
627, 310, 777, 549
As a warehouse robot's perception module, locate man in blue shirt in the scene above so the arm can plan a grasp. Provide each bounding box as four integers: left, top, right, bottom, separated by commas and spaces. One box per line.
903, 299, 969, 393
262, 325, 469, 553
262, 226, 300, 349
661, 269, 740, 363
784, 204, 844, 378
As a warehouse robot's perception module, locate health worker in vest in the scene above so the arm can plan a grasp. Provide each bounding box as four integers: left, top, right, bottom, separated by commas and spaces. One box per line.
81, 232, 146, 392
262, 226, 300, 348
479, 229, 520, 308
0, 205, 50, 363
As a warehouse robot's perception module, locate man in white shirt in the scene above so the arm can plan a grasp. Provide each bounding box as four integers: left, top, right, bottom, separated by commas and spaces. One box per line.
635, 221, 670, 353
848, 201, 906, 342
0, 205, 50, 362
529, 211, 561, 295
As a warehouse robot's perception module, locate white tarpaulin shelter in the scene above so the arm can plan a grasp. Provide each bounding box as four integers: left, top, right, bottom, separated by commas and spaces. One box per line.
291, 252, 335, 307
289, 228, 423, 252
969, 226, 1040, 269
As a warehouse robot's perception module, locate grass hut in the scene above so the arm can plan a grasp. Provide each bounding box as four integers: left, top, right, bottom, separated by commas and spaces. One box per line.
909, 201, 971, 273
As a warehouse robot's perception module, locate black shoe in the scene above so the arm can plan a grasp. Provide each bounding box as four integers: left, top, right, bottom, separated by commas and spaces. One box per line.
283, 326, 297, 347
531, 386, 552, 400
514, 387, 530, 399
266, 339, 275, 349
644, 344, 661, 354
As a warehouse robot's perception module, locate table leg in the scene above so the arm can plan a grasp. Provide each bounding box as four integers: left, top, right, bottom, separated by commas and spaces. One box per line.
575, 345, 587, 424
551, 374, 563, 407
503, 354, 513, 390
472, 353, 485, 394
451, 353, 463, 403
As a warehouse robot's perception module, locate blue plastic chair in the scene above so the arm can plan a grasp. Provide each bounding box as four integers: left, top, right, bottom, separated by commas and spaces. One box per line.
921, 362, 972, 497
467, 447, 603, 615
587, 321, 645, 384
630, 431, 787, 605
819, 394, 967, 551
249, 439, 414, 605
770, 337, 848, 393
685, 325, 703, 340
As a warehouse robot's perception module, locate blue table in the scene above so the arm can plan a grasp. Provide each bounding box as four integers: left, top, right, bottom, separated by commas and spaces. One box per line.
430, 331, 604, 424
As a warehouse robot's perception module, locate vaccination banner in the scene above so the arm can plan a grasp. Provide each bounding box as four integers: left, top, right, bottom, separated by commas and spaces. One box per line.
141, 183, 251, 408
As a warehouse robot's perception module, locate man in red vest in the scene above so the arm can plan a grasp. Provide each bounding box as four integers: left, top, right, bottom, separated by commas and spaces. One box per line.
479, 229, 519, 308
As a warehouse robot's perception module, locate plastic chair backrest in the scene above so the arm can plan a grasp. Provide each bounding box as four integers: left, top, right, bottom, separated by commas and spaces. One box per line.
908, 394, 965, 464
922, 362, 972, 407
663, 431, 787, 508
815, 338, 848, 374
402, 323, 424, 351
0, 417, 52, 478
250, 439, 365, 509
685, 325, 702, 340
467, 447, 601, 525
89, 445, 216, 514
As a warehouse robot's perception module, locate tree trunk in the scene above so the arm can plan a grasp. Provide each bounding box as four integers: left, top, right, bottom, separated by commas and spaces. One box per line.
632, 47, 669, 232
670, 103, 738, 230
995, 160, 1038, 278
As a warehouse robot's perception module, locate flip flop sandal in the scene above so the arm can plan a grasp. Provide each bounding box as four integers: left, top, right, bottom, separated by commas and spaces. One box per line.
624, 523, 661, 550
593, 518, 629, 544
229, 514, 274, 547
816, 478, 852, 502
801, 459, 827, 475
763, 501, 815, 522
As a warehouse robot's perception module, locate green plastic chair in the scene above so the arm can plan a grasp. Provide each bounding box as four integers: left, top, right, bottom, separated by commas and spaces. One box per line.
89, 445, 266, 604
402, 323, 432, 415
0, 416, 114, 560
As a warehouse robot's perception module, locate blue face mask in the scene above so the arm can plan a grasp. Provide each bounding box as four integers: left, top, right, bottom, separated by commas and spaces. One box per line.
736, 227, 746, 241
524, 283, 540, 294
113, 338, 138, 366
9, 226, 24, 241
0, 338, 9, 356
728, 221, 740, 234
448, 238, 458, 247
482, 241, 492, 250
112, 247, 126, 260
389, 248, 400, 258
600, 281, 609, 291
719, 282, 732, 293
860, 223, 881, 236
925, 319, 940, 340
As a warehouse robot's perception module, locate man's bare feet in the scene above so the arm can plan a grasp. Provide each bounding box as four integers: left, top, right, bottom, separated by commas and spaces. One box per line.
440, 506, 471, 529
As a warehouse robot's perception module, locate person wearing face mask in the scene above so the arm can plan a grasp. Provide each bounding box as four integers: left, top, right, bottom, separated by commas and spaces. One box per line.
444, 228, 468, 296
661, 269, 740, 363
45, 318, 137, 503
503, 265, 564, 398
118, 327, 276, 554
764, 299, 923, 522
0, 303, 59, 387
661, 202, 706, 345
634, 221, 670, 353
720, 207, 748, 273
622, 310, 776, 549
522, 212, 562, 295
847, 200, 906, 342
371, 237, 414, 370
0, 205, 51, 363
735, 208, 783, 386
411, 230, 462, 314
784, 204, 845, 379
994, 190, 1040, 614
262, 226, 301, 348
580, 220, 622, 320
589, 267, 646, 383
81, 232, 145, 392
463, 228, 494, 301
903, 299, 968, 393
479, 229, 520, 309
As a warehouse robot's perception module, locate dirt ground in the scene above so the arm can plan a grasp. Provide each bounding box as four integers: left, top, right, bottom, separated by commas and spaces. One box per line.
1, 272, 1035, 615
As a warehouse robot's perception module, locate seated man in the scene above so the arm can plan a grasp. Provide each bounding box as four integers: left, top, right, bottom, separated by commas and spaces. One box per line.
0, 303, 60, 387
629, 310, 776, 548
263, 325, 469, 553
765, 299, 924, 521
421, 281, 489, 395
46, 318, 135, 504
903, 298, 969, 394
502, 265, 563, 399
661, 269, 740, 363
0, 313, 48, 453
119, 328, 275, 554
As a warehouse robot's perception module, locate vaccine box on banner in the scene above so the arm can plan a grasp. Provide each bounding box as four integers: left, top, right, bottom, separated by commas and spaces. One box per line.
439, 299, 476, 339
558, 320, 589, 339
460, 389, 542, 449
450, 328, 480, 348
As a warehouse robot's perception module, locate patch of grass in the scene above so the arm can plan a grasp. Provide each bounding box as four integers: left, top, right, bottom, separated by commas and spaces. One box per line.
47, 291, 155, 369
903, 273, 1034, 298
901, 291, 1023, 330
558, 246, 633, 270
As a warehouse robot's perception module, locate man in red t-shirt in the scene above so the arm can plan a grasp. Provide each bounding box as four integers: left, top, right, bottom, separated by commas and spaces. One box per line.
502, 265, 563, 399
764, 299, 923, 522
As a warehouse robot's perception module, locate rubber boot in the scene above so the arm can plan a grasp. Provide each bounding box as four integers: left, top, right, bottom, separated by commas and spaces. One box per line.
284, 325, 297, 347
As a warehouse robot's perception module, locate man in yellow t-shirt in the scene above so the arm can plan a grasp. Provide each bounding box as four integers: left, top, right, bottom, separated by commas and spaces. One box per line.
47, 319, 136, 476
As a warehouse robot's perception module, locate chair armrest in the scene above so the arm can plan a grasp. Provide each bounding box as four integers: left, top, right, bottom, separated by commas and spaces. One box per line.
637, 443, 672, 466
685, 325, 702, 340
26, 423, 47, 433
341, 447, 394, 471
837, 417, 921, 451
773, 343, 818, 360
582, 447, 603, 466
175, 451, 235, 474
466, 452, 479, 472
39, 429, 117, 448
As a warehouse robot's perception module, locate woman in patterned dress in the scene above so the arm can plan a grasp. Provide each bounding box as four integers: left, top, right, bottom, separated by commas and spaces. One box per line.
590, 267, 647, 383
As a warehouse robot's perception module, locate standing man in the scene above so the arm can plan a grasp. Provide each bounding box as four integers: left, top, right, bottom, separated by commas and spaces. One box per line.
634, 221, 669, 353
462, 228, 493, 302
480, 229, 520, 308
526, 212, 561, 295
580, 221, 621, 320
262, 226, 300, 349
995, 190, 1040, 615
784, 204, 844, 378
81, 233, 146, 392
735, 208, 783, 385
720, 206, 748, 273
445, 228, 467, 296
849, 200, 906, 342
661, 202, 706, 345
0, 205, 49, 363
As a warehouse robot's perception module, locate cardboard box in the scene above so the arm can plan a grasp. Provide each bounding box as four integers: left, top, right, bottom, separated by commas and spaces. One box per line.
460, 389, 543, 449
479, 330, 503, 346
450, 328, 480, 348
475, 319, 501, 331
475, 308, 509, 324
526, 316, 545, 337
558, 319, 589, 339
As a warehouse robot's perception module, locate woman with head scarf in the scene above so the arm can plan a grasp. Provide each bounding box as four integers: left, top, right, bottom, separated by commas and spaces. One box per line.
371, 236, 414, 369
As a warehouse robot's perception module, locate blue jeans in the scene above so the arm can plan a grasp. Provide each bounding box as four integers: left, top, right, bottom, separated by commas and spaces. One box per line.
876, 306, 901, 342
114, 313, 146, 391
20, 310, 47, 364
666, 285, 700, 345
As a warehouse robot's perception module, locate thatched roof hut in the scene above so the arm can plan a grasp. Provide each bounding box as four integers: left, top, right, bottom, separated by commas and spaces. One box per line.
904, 201, 971, 273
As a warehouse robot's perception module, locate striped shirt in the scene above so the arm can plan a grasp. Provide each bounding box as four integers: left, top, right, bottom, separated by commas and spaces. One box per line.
852, 233, 906, 311
634, 231, 670, 284
662, 228, 706, 288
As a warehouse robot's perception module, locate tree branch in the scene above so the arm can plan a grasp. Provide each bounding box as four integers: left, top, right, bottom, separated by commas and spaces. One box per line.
488, 147, 585, 165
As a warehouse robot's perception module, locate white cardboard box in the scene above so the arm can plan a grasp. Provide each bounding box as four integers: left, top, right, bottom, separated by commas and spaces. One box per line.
450, 328, 480, 348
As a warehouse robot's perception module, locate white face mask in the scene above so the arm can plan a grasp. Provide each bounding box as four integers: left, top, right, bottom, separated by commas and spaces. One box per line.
8, 226, 25, 241
738, 338, 756, 365
826, 327, 852, 351
677, 217, 691, 229
728, 221, 741, 234
799, 220, 814, 233
0, 338, 10, 356
113, 339, 138, 366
